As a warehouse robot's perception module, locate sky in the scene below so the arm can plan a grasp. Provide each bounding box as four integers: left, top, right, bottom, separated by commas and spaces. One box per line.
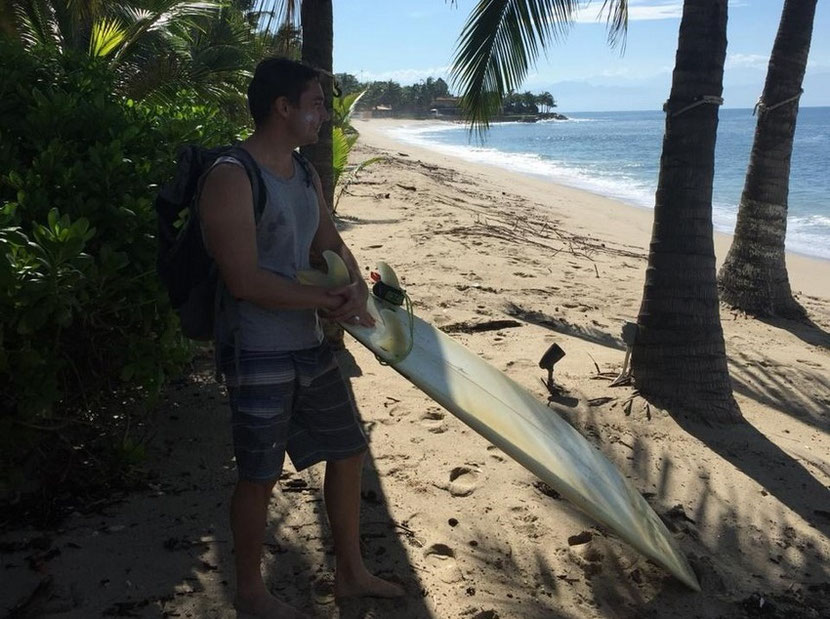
333, 0, 830, 113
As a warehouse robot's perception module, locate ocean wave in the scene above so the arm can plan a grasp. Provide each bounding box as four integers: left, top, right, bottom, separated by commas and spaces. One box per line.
384, 125, 830, 261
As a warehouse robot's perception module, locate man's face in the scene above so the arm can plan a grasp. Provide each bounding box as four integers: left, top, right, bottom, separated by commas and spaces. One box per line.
286, 80, 329, 145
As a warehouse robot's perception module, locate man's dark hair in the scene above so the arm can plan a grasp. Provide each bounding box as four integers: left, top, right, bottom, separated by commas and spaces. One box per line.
247, 57, 320, 127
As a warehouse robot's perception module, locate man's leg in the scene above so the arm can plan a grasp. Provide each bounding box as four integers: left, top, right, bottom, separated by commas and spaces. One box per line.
324, 451, 405, 598
231, 479, 310, 618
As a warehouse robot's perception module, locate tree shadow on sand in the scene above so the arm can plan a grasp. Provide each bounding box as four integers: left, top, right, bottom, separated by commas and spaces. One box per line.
757, 313, 830, 351
726, 351, 830, 434
559, 400, 830, 618
671, 416, 830, 540
504, 302, 625, 352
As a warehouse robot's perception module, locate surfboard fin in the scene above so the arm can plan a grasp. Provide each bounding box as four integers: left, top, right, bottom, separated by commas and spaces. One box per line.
297, 250, 352, 287
371, 308, 410, 361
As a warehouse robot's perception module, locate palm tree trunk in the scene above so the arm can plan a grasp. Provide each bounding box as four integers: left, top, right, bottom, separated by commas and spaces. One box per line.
718, 0, 816, 318
300, 0, 342, 347
631, 0, 741, 423
300, 0, 334, 211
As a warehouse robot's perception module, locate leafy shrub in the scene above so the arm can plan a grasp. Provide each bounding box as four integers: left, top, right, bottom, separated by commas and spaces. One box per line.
0, 41, 247, 510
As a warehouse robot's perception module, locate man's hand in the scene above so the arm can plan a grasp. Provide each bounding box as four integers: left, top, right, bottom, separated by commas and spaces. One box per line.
323, 280, 375, 327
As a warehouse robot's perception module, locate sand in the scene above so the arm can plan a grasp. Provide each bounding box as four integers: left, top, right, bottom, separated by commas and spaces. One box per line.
2, 119, 828, 618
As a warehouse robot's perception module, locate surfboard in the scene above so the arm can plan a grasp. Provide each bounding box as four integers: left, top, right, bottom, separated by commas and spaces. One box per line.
299, 251, 700, 591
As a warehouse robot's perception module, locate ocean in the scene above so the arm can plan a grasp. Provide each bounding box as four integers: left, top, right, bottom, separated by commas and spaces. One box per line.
387, 107, 830, 260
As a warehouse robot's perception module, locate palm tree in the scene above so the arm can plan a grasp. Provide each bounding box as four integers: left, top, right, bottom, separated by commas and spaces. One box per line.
717, 0, 817, 318
449, 0, 740, 423
629, 0, 740, 422
299, 0, 334, 210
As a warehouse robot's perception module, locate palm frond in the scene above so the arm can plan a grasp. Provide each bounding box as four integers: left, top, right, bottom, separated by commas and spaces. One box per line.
112, 1, 222, 65
89, 17, 126, 57
251, 0, 298, 34
12, 0, 63, 49
600, 0, 627, 49
450, 0, 579, 136
333, 89, 366, 130
332, 126, 353, 186
450, 0, 627, 136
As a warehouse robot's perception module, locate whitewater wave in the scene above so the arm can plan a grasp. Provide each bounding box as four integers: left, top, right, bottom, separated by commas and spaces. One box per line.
385, 125, 830, 261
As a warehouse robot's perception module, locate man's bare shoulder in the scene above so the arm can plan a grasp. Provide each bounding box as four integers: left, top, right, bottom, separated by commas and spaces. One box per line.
201, 160, 251, 195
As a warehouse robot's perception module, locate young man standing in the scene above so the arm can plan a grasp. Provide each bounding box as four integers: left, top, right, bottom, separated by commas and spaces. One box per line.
199, 57, 403, 618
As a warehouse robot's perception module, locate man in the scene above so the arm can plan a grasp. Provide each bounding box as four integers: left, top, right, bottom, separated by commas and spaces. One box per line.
199, 57, 403, 618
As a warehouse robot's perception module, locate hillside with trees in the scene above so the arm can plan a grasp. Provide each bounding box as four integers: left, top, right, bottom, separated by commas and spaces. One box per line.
335, 73, 566, 121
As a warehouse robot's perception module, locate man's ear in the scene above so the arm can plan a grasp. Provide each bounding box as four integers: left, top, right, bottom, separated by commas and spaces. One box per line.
271, 96, 291, 119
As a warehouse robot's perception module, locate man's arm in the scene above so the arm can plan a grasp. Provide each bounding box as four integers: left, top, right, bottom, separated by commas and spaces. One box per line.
308, 166, 374, 325
199, 163, 339, 313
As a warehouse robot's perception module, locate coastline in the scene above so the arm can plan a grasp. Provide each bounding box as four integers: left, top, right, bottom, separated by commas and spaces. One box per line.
2, 117, 828, 618
356, 117, 830, 299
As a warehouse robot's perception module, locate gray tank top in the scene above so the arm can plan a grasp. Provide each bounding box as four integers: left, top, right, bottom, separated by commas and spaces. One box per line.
209, 155, 324, 351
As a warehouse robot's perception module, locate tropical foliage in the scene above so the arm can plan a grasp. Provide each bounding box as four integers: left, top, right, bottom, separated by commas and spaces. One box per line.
331, 91, 384, 212
0, 2, 265, 514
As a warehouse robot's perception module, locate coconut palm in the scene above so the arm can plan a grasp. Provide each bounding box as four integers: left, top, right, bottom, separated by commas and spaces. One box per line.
717, 0, 817, 318
299, 0, 334, 210
450, 0, 741, 422
628, 0, 740, 421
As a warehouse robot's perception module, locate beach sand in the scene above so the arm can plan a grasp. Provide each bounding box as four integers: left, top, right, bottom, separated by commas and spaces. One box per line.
2, 119, 828, 618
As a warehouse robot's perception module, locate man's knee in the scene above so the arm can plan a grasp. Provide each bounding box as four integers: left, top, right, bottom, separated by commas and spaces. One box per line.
327, 448, 368, 469
235, 477, 279, 499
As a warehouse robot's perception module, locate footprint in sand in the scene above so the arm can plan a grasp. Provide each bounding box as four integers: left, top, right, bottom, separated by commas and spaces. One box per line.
420, 409, 446, 433
424, 543, 464, 583
486, 445, 505, 462
444, 466, 481, 497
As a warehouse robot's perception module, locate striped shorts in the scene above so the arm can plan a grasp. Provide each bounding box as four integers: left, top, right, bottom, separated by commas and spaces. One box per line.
219, 343, 368, 481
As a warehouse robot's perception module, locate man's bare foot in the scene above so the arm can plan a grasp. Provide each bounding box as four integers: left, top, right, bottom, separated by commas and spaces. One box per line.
334, 570, 405, 600
234, 592, 311, 618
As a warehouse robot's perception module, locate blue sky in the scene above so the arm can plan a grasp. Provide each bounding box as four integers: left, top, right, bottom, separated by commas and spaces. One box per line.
333, 0, 830, 112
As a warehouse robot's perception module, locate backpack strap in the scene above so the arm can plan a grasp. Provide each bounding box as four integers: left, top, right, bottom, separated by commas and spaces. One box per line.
225, 145, 268, 222
292, 150, 314, 188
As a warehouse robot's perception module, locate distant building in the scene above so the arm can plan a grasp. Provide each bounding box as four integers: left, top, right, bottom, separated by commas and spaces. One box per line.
429, 97, 462, 117
367, 104, 393, 119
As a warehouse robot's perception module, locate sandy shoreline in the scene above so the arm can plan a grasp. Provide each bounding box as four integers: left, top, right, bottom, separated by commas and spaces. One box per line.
2, 119, 828, 618
356, 117, 830, 299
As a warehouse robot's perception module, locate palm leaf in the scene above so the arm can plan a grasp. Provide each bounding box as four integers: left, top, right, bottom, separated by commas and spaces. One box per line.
112, 1, 222, 65
89, 17, 126, 57
450, 0, 627, 135
332, 126, 351, 186
332, 89, 366, 130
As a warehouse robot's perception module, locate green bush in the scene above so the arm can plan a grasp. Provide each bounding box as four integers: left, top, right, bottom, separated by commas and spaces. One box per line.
0, 42, 247, 507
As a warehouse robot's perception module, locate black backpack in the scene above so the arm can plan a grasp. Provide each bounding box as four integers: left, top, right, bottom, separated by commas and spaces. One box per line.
156, 145, 266, 340
156, 145, 313, 341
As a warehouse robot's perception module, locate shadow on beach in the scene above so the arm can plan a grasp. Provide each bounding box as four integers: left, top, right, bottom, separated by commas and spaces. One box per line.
727, 352, 830, 435
563, 399, 830, 618
0, 351, 431, 618
758, 314, 830, 351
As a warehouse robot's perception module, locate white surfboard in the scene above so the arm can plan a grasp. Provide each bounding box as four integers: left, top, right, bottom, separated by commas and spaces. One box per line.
299, 252, 700, 591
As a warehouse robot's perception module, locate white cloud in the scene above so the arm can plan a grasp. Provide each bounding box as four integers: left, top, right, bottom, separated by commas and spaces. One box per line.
726, 53, 768, 69
574, 0, 748, 24
574, 1, 682, 23
356, 66, 450, 84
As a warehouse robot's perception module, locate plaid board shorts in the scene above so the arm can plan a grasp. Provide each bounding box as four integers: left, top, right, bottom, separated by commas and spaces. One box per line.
219, 342, 368, 481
